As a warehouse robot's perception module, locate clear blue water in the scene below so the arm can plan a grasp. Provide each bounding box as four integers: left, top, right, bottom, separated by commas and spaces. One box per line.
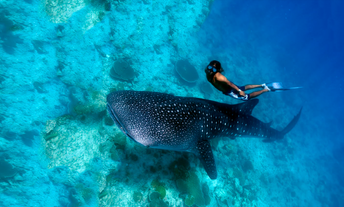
0, 0, 343, 206
203, 1, 344, 136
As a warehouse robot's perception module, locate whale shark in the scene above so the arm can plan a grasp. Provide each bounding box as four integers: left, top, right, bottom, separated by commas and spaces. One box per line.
106, 91, 302, 179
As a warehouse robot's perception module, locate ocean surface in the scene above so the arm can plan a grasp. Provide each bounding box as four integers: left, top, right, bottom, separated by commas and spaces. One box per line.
0, 0, 343, 206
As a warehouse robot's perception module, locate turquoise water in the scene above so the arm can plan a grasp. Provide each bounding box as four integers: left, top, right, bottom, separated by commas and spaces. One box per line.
0, 0, 343, 206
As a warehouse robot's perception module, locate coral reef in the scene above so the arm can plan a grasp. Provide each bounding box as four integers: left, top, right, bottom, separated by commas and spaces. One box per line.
43, 0, 86, 23
132, 190, 143, 203
109, 58, 136, 82
70, 89, 106, 115
151, 179, 166, 199
175, 171, 208, 206
43, 113, 110, 172
149, 191, 169, 207
169, 157, 191, 180
175, 59, 199, 84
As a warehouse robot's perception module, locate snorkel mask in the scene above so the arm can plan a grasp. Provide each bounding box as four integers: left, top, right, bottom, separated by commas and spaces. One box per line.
207, 65, 218, 73
207, 63, 224, 74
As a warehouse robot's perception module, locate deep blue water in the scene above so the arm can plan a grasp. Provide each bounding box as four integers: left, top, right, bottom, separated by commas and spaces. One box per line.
200, 0, 344, 205
203, 0, 344, 137
201, 0, 344, 151
1, 0, 343, 206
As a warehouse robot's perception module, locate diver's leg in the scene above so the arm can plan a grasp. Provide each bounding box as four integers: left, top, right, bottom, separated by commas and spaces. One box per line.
244, 84, 264, 90
248, 89, 270, 99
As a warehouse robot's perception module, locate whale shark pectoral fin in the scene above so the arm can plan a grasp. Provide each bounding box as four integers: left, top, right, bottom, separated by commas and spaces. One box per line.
195, 140, 217, 180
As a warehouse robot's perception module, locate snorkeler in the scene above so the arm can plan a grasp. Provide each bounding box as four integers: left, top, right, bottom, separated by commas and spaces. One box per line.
205, 60, 271, 101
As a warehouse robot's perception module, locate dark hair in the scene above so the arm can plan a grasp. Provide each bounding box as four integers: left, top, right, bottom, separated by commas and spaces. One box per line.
208, 60, 224, 73
209, 60, 222, 69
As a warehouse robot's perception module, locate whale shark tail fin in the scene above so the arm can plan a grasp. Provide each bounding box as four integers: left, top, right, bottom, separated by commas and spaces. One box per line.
263, 107, 302, 142
280, 107, 302, 135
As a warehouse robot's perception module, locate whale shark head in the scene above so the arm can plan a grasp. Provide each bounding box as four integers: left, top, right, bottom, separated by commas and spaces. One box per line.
107, 90, 208, 151
107, 90, 302, 179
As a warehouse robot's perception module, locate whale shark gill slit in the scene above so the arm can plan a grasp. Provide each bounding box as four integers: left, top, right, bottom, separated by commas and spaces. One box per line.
106, 103, 138, 144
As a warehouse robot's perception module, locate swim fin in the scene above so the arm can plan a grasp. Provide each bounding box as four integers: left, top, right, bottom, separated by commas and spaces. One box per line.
266, 82, 302, 92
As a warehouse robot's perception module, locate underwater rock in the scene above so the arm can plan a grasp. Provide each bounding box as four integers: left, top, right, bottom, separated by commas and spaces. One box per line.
74, 183, 96, 205
151, 179, 166, 199
133, 191, 143, 203
71, 90, 106, 115
44, 114, 108, 172
87, 0, 110, 10
0, 114, 4, 124
259, 173, 269, 186
44, 0, 110, 30
185, 195, 195, 206
20, 129, 40, 147
48, 166, 74, 186
149, 191, 160, 202
149, 191, 169, 207
2, 131, 17, 141
33, 82, 48, 93
175, 59, 199, 84
45, 119, 57, 134
98, 189, 108, 199
241, 159, 254, 173
104, 116, 114, 126
0, 75, 6, 86
110, 132, 127, 150
109, 82, 126, 93
175, 171, 206, 206
32, 40, 48, 54
0, 11, 23, 54
168, 157, 190, 180
55, 25, 65, 38
232, 167, 245, 185
68, 188, 84, 206
0, 157, 17, 179
202, 183, 211, 205
234, 178, 243, 195
73, 104, 97, 115
43, 0, 86, 23
109, 59, 135, 82
129, 153, 139, 161
44, 130, 59, 141
109, 145, 120, 161
68, 87, 85, 106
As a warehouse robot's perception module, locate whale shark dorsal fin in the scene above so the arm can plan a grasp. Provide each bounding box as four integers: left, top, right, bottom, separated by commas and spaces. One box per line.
194, 140, 217, 179
197, 98, 259, 115
231, 99, 259, 115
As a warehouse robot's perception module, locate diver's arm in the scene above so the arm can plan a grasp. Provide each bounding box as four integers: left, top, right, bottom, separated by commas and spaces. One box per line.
227, 81, 241, 92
